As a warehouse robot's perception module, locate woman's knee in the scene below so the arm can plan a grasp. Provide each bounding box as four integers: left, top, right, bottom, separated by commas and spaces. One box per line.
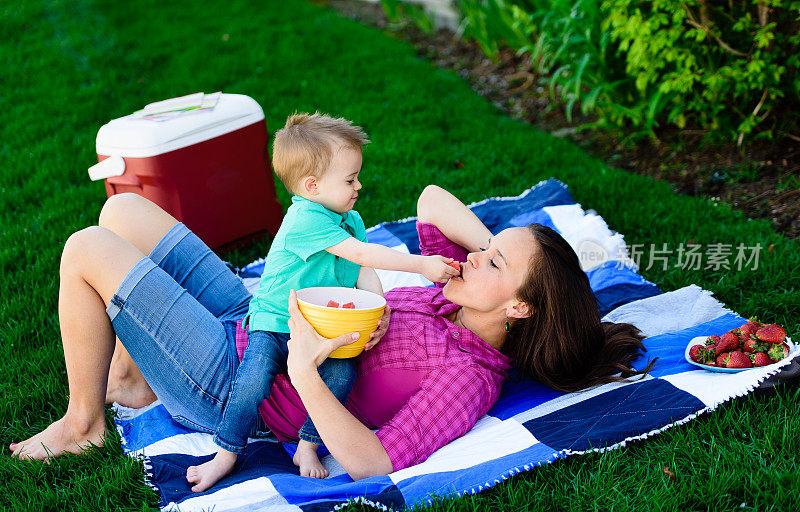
61, 226, 146, 304
60, 226, 115, 275
98, 193, 150, 231
98, 193, 179, 254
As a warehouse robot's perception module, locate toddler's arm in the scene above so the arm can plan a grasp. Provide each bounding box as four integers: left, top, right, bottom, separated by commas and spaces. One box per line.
356, 266, 384, 297
327, 238, 460, 283
356, 267, 390, 351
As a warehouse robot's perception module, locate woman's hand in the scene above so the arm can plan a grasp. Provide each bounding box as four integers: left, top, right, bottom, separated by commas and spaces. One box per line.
364, 305, 391, 351
285, 289, 395, 479
286, 289, 360, 378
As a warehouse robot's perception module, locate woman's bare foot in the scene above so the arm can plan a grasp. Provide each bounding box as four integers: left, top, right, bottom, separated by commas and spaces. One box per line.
293, 440, 329, 479
186, 449, 238, 493
105, 375, 157, 408
9, 415, 106, 461
105, 340, 158, 408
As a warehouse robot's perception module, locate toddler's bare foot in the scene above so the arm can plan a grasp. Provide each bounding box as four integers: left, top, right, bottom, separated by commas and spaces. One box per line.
186, 449, 237, 493
9, 415, 106, 461
293, 441, 329, 479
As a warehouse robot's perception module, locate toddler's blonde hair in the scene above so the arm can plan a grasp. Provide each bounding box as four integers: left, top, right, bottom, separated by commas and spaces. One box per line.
272, 111, 370, 194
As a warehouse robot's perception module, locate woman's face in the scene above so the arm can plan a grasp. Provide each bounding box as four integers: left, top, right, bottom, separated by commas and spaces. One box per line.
443, 227, 537, 314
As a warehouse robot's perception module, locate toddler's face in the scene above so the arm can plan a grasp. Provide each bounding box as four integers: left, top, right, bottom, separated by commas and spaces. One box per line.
313, 145, 363, 214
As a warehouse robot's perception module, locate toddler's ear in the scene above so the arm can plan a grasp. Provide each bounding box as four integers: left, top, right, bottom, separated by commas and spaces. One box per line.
301, 176, 318, 195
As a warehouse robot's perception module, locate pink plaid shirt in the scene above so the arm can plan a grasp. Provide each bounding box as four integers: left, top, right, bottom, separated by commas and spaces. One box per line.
235, 222, 513, 471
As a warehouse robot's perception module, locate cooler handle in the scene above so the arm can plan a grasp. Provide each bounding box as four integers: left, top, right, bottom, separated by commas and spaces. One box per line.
88, 155, 126, 181
106, 172, 143, 189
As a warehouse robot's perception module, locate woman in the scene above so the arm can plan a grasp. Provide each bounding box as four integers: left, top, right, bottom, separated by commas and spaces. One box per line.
9, 185, 653, 481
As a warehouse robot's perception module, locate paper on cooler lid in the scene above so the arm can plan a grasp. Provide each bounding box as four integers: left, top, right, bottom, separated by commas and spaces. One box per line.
95, 93, 264, 158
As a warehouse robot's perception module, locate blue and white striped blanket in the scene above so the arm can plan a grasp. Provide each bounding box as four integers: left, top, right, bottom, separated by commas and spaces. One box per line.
114, 178, 796, 511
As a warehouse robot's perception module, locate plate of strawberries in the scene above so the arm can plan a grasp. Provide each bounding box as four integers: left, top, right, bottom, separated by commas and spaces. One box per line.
685, 319, 795, 372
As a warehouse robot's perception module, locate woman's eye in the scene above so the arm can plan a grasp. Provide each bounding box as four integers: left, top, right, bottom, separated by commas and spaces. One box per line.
347, 180, 354, 184
490, 259, 498, 268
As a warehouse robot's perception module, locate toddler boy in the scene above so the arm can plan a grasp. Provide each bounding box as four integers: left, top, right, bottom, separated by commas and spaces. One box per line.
186, 112, 459, 491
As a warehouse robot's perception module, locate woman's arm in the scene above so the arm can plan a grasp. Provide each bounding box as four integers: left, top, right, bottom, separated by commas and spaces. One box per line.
285, 290, 394, 480
416, 185, 492, 253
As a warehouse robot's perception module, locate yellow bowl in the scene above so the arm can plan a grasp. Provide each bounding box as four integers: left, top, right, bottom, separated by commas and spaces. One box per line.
296, 287, 386, 358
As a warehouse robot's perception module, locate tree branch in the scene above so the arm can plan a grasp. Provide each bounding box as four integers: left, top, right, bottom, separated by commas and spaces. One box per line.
682, 4, 747, 57
757, 2, 769, 27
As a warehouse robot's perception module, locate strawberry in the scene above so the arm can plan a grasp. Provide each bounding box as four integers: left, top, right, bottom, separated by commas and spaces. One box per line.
447, 261, 462, 275
756, 324, 787, 344
743, 336, 770, 354
342, 302, 355, 309
739, 321, 761, 338
725, 351, 752, 369
326, 300, 340, 308
716, 332, 739, 354
701, 345, 717, 363
705, 335, 721, 346
751, 352, 773, 367
716, 352, 732, 368
689, 344, 704, 363
768, 342, 789, 362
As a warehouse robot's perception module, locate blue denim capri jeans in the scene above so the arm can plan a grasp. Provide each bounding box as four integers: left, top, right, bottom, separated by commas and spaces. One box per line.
105, 222, 264, 440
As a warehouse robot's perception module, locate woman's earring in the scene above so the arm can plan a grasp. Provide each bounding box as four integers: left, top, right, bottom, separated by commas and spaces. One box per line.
505, 319, 510, 332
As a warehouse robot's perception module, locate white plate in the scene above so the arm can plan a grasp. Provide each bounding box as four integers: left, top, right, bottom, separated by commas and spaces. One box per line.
684, 335, 795, 373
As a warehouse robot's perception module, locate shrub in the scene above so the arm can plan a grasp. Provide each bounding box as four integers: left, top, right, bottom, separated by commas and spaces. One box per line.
602, 0, 800, 145
452, 0, 800, 146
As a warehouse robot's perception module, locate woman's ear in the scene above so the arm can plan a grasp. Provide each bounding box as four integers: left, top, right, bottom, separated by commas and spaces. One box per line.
301, 176, 318, 195
506, 301, 532, 319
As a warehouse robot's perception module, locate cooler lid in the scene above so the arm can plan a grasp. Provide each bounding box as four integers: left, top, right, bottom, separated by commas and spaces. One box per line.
96, 93, 265, 158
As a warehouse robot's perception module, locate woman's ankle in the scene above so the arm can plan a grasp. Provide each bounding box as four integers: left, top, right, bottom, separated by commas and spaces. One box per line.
63, 407, 107, 436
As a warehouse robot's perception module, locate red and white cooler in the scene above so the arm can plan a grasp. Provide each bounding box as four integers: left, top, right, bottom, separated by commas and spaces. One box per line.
89, 93, 283, 249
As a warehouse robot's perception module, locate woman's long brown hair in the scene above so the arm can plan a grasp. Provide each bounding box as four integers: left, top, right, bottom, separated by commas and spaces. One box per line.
503, 224, 656, 392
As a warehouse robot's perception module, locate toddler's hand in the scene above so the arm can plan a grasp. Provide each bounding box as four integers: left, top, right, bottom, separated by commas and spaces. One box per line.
365, 305, 391, 351
420, 255, 461, 283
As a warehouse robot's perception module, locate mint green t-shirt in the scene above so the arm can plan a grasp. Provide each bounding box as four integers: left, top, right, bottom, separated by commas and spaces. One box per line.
245, 195, 367, 333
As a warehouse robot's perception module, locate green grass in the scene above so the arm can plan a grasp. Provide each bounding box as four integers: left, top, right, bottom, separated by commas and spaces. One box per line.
1, 0, 798, 510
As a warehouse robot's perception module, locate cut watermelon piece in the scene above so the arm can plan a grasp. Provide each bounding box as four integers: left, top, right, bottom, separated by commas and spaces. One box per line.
342, 302, 355, 309
326, 300, 340, 308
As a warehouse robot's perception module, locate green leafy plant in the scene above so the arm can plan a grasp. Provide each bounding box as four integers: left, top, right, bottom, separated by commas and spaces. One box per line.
380, 0, 436, 34
451, 0, 800, 146
602, 0, 800, 146
776, 174, 800, 190
730, 161, 762, 183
